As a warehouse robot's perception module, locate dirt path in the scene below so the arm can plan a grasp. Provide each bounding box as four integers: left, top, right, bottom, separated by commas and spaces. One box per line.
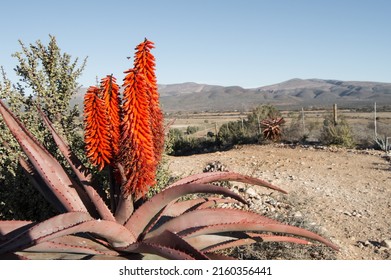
166, 144, 391, 260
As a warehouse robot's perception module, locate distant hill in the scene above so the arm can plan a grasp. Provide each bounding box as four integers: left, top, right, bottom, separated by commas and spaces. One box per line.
74, 78, 391, 112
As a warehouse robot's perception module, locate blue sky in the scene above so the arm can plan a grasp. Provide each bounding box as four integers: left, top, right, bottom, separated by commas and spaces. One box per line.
1, 0, 390, 88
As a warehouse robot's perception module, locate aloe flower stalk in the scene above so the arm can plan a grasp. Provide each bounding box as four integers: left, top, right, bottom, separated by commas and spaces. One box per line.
120, 69, 157, 196
133, 39, 164, 163
83, 86, 112, 170
100, 75, 121, 161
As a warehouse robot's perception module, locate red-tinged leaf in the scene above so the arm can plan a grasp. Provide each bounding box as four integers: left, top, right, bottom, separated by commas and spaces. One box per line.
24, 235, 119, 256
163, 197, 238, 217
0, 100, 88, 213
185, 223, 339, 251
19, 157, 68, 214
144, 230, 209, 260
186, 233, 312, 253
0, 220, 35, 244
146, 208, 262, 239
145, 208, 339, 250
38, 107, 115, 221
119, 242, 196, 260
124, 183, 247, 239
168, 171, 288, 194
0, 212, 137, 255
0, 212, 93, 254
245, 232, 313, 245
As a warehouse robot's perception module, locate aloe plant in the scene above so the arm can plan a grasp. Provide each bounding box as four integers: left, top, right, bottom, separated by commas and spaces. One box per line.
261, 117, 285, 141
0, 39, 338, 260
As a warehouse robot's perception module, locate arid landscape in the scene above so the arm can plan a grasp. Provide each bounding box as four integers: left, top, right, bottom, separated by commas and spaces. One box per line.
167, 143, 391, 260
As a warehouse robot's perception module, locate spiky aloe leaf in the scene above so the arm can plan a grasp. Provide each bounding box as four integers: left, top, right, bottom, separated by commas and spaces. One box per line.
0, 212, 92, 254
24, 235, 119, 256
183, 222, 338, 250
0, 100, 88, 213
120, 242, 196, 260
163, 197, 238, 217
145, 208, 339, 250
37, 107, 115, 221
169, 171, 288, 194
0, 220, 35, 245
124, 183, 247, 239
186, 233, 312, 252
0, 212, 137, 255
19, 157, 67, 214
144, 230, 209, 260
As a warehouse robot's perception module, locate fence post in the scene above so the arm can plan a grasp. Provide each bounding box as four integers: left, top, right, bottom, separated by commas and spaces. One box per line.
374, 102, 377, 137
333, 104, 338, 125
301, 107, 306, 135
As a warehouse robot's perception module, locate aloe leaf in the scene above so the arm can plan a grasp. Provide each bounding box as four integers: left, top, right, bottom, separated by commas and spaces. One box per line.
0, 212, 137, 255
145, 208, 339, 250
38, 107, 115, 221
144, 230, 209, 260
168, 171, 288, 194
0, 220, 35, 245
146, 208, 266, 238
0, 220, 34, 236
183, 222, 339, 250
124, 183, 247, 239
19, 157, 67, 213
0, 212, 93, 254
24, 235, 119, 256
0, 100, 88, 213
163, 197, 238, 217
186, 233, 312, 252
120, 242, 196, 260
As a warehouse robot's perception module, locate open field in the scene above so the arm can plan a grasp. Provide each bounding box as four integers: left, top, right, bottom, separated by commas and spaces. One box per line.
165, 108, 391, 146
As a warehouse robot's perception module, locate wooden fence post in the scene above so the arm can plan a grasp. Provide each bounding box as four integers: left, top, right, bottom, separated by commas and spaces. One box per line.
333, 104, 338, 125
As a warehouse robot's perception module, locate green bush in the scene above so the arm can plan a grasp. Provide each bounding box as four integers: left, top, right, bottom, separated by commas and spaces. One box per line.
185, 125, 199, 135
320, 115, 355, 148
0, 35, 87, 221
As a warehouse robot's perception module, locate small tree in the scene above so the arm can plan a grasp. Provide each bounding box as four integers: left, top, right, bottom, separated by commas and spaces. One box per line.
0, 35, 87, 221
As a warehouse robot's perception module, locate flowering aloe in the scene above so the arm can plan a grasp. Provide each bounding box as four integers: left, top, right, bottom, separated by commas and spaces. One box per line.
120, 69, 157, 196
133, 39, 164, 163
0, 39, 339, 260
84, 86, 112, 170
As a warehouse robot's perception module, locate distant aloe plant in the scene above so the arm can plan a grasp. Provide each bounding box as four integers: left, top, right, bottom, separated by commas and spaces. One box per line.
0, 39, 338, 260
261, 117, 285, 141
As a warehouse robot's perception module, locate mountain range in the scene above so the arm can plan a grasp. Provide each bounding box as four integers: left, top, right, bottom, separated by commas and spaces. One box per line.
75, 78, 391, 113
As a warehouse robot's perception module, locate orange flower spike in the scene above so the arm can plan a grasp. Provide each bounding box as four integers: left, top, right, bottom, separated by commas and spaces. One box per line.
133, 39, 164, 162
120, 69, 156, 196
100, 75, 121, 160
83, 86, 112, 170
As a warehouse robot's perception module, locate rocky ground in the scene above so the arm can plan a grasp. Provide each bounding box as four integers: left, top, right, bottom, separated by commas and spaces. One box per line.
166, 144, 391, 260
